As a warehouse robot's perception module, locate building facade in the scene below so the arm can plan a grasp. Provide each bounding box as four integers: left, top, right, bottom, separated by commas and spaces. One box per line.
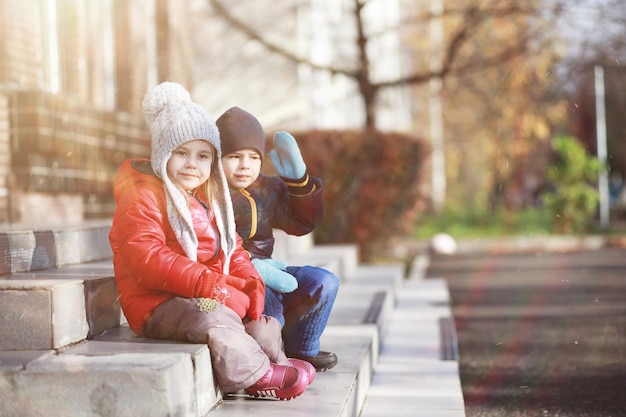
0, 0, 425, 226
0, 0, 195, 226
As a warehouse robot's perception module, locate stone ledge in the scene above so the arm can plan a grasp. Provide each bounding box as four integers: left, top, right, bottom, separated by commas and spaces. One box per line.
0, 279, 88, 350
2, 260, 120, 341
0, 219, 112, 274
0, 221, 415, 417
0, 352, 198, 417
71, 327, 219, 416
211, 329, 376, 417
286, 244, 360, 280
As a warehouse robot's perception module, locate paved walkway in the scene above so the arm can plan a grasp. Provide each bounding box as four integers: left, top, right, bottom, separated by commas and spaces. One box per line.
429, 247, 626, 417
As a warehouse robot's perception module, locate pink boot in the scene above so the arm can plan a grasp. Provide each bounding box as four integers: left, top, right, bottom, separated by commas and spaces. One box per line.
245, 363, 308, 400
289, 358, 316, 384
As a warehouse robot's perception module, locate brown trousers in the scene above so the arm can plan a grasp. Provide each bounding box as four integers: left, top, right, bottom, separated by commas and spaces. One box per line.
144, 297, 289, 393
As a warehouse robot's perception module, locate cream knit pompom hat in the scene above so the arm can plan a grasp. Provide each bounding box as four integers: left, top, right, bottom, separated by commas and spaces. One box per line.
143, 81, 236, 269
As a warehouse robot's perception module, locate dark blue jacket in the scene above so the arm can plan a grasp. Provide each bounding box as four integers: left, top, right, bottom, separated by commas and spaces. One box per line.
230, 173, 324, 259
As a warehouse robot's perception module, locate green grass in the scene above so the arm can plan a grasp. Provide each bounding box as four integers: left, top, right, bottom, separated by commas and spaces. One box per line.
413, 208, 556, 239
413, 207, 626, 240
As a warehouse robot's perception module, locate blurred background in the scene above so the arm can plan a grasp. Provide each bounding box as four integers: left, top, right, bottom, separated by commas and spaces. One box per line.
1, 0, 624, 260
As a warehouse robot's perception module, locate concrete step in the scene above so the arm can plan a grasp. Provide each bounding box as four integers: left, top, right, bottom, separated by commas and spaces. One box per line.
0, 347, 204, 417
359, 277, 466, 417
0, 232, 364, 352
272, 229, 314, 259
0, 219, 113, 274
0, 266, 389, 417
205, 262, 404, 417
205, 262, 401, 416
0, 224, 388, 417
0, 223, 465, 417
0, 222, 116, 349
272, 229, 360, 280
328, 263, 404, 349
0, 278, 89, 350
292, 244, 359, 280
79, 326, 219, 415
0, 276, 379, 417
0, 229, 361, 352
0, 260, 121, 350
209, 326, 377, 417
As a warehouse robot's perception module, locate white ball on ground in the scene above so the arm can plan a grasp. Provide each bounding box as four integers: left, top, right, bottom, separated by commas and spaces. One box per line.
430, 233, 457, 255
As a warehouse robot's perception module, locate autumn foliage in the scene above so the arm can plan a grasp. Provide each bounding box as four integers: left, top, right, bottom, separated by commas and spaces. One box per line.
263, 129, 430, 260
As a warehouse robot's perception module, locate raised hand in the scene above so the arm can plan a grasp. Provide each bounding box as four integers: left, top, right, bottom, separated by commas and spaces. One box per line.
269, 131, 306, 180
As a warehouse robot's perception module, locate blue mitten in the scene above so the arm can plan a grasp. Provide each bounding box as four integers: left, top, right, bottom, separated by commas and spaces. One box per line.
261, 257, 288, 271
269, 131, 306, 180
251, 258, 298, 293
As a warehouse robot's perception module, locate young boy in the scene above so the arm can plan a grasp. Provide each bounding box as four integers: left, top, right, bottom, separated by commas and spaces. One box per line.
217, 107, 339, 371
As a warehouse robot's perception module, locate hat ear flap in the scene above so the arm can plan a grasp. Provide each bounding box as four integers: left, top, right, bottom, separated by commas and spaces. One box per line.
210, 158, 237, 273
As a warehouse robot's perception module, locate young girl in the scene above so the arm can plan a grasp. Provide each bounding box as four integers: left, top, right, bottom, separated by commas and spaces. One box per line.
108, 82, 314, 400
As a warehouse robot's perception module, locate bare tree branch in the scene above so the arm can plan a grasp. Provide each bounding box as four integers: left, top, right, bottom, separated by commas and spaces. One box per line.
378, 2, 556, 88
206, 0, 562, 129
354, 0, 378, 128
208, 0, 357, 78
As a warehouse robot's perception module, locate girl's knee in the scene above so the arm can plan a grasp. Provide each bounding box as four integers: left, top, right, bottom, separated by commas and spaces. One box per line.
245, 314, 282, 337
262, 314, 283, 333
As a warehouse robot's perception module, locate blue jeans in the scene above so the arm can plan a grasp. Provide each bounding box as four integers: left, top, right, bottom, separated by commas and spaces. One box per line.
263, 265, 339, 357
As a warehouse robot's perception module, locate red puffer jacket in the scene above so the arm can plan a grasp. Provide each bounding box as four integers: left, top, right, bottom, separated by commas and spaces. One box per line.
109, 159, 264, 335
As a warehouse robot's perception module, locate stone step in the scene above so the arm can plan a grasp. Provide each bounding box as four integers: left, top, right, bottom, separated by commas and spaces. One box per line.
77, 326, 219, 416
0, 219, 113, 274
0, 260, 121, 351
0, 221, 115, 350
0, 348, 203, 417
0, 224, 389, 417
359, 278, 466, 417
209, 326, 377, 417
0, 223, 461, 417
272, 229, 314, 259
328, 263, 404, 349
0, 278, 89, 350
206, 262, 403, 417
0, 268, 388, 417
0, 230, 361, 352
272, 229, 360, 280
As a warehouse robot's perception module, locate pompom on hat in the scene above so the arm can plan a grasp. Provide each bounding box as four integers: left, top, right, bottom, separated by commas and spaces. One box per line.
144, 81, 222, 166
143, 81, 236, 269
216, 106, 266, 159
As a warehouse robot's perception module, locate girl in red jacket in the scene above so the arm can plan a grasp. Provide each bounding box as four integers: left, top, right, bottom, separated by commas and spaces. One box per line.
109, 82, 313, 400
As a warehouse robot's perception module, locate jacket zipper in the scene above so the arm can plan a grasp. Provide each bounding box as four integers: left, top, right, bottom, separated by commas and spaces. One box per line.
191, 193, 220, 262
239, 189, 258, 239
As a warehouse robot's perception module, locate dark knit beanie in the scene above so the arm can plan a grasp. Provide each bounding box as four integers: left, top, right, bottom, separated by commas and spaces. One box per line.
216, 107, 266, 159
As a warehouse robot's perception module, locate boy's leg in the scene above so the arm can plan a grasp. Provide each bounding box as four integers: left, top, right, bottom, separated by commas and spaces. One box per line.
282, 265, 339, 370
144, 297, 269, 393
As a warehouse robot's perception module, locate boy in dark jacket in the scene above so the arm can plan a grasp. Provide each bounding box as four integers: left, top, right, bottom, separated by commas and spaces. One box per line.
217, 107, 339, 371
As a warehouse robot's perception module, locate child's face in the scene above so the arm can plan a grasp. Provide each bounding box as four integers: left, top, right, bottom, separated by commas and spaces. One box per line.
167, 139, 215, 191
222, 148, 262, 189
